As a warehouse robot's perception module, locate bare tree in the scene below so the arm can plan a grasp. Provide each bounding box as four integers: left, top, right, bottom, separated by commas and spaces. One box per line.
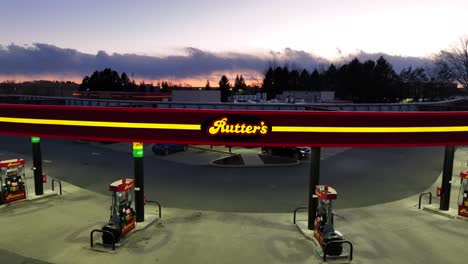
436, 36, 468, 89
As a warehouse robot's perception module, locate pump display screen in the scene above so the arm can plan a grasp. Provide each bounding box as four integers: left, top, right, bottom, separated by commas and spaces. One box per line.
12, 182, 18, 186
119, 192, 127, 203
7, 170, 17, 177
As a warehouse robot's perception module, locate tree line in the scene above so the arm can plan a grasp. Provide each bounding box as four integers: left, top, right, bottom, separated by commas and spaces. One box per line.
79, 68, 192, 93
220, 37, 468, 103
216, 56, 458, 103
258, 56, 458, 103
78, 60, 459, 103
77, 37, 467, 103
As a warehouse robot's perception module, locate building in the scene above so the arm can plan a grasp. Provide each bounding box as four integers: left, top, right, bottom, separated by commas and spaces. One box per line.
172, 90, 220, 102
277, 91, 335, 103
232, 93, 267, 102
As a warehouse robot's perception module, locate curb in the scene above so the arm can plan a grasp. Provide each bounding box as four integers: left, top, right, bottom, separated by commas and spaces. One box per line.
209, 154, 301, 168
189, 146, 235, 155
295, 221, 326, 258
422, 206, 468, 222
0, 190, 58, 209
209, 160, 300, 168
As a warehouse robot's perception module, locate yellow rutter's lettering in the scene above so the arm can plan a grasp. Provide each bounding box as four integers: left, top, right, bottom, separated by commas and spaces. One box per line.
253, 126, 260, 133
122, 219, 135, 233
234, 124, 241, 133
208, 118, 227, 135
240, 124, 246, 133
6, 192, 25, 201
260, 121, 268, 135
207, 118, 269, 136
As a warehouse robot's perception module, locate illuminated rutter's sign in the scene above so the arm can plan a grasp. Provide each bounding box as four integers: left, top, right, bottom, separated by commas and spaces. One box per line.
0, 159, 25, 168
122, 218, 136, 235
7, 162, 21, 167
5, 191, 26, 203
202, 116, 271, 140
459, 206, 468, 218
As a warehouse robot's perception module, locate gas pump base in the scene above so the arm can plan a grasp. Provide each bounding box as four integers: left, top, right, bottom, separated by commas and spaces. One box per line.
295, 220, 353, 262
26, 190, 58, 201
91, 212, 160, 252
422, 205, 468, 223
0, 190, 58, 209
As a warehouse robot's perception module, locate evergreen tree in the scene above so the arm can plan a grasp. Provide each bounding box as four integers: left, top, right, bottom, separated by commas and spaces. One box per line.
161, 81, 170, 92
121, 72, 131, 91
361, 60, 376, 102
80, 68, 137, 92
138, 81, 146, 92
262, 67, 275, 100
310, 69, 321, 91
234, 75, 247, 94
298, 69, 310, 91
205, 80, 211, 90
346, 58, 363, 101
374, 56, 398, 102
272, 66, 288, 96
323, 64, 337, 92
239, 75, 246, 88
288, 70, 300, 91
219, 75, 231, 102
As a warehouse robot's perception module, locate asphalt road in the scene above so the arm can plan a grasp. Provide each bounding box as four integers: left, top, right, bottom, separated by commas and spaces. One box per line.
0, 135, 444, 212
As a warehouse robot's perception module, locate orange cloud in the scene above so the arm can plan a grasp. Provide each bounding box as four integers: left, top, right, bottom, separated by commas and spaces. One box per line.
0, 69, 264, 87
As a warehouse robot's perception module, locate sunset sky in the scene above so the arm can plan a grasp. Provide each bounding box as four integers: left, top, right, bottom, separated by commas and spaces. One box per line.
1, 0, 467, 86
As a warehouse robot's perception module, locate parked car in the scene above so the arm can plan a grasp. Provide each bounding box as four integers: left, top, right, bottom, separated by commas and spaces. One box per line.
261, 147, 311, 160
152, 144, 188, 155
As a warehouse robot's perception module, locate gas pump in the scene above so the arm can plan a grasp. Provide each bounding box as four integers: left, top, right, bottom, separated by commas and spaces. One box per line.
458, 171, 468, 218
0, 159, 27, 204
313, 185, 345, 257
101, 178, 136, 245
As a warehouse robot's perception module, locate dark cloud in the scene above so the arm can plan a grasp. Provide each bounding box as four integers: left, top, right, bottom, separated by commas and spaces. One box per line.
0, 43, 434, 80
340, 51, 435, 73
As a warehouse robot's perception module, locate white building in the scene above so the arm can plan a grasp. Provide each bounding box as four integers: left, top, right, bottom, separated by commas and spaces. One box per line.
232, 93, 267, 102
277, 91, 335, 103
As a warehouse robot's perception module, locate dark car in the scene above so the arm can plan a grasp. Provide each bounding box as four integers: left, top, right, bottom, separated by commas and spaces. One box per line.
152, 144, 188, 155
262, 147, 311, 160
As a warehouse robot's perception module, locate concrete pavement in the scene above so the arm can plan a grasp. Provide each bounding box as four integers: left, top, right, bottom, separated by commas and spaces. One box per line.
0, 147, 467, 263
295, 146, 468, 263
1, 171, 468, 264
422, 147, 468, 221
0, 180, 316, 264
0, 248, 51, 264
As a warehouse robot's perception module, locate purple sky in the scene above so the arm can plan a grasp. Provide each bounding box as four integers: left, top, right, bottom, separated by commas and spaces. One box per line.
1, 0, 467, 84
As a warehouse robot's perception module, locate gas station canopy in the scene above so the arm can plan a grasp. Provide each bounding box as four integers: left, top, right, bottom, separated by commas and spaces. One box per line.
1, 104, 468, 147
